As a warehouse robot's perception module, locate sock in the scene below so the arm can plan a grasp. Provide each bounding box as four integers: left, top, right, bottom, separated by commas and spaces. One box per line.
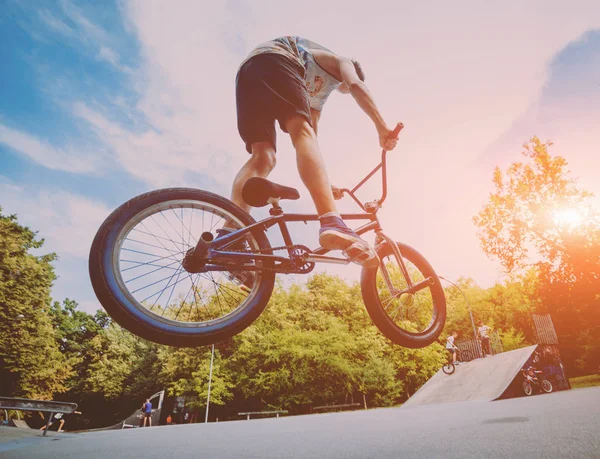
318, 212, 342, 220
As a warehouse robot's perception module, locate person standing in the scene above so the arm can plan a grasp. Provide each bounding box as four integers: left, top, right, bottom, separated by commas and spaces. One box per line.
478, 321, 492, 357
141, 399, 153, 427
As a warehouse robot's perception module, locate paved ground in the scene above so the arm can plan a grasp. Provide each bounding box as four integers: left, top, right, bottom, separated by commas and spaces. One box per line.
1, 387, 598, 459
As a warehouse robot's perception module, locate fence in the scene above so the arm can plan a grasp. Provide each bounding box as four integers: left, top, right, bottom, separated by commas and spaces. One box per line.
532, 314, 559, 345
456, 330, 503, 361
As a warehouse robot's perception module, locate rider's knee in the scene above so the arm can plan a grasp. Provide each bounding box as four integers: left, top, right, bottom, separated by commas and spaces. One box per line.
250, 147, 276, 173
285, 117, 315, 146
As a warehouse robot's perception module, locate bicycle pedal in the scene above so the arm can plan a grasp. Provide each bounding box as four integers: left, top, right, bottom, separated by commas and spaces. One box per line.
342, 242, 379, 267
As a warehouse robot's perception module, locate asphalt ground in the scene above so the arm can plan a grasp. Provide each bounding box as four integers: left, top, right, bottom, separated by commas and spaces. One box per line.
1, 387, 598, 459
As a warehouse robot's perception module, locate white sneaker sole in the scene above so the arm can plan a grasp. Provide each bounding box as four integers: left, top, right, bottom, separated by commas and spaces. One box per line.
319, 231, 379, 267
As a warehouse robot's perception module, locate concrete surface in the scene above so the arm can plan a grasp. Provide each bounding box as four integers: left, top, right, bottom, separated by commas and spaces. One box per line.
403, 345, 538, 407
0, 386, 598, 459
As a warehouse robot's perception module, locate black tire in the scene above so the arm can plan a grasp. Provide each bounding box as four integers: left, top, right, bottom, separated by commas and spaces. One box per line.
523, 382, 533, 396
360, 240, 446, 348
442, 362, 455, 375
541, 380, 553, 393
89, 188, 276, 347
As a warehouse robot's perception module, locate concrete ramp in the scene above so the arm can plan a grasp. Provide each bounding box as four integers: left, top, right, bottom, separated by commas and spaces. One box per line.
403, 345, 538, 408
9, 420, 30, 429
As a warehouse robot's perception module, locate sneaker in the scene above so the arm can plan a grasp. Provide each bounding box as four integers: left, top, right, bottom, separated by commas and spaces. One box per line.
214, 227, 255, 289
318, 216, 378, 267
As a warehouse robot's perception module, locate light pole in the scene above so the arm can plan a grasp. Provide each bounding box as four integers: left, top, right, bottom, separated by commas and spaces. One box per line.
439, 276, 478, 342
204, 344, 215, 423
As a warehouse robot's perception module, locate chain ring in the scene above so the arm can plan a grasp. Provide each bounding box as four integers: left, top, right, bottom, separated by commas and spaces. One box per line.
290, 245, 315, 274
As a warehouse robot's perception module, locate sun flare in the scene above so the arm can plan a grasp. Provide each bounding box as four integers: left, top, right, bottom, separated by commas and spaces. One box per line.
552, 208, 584, 228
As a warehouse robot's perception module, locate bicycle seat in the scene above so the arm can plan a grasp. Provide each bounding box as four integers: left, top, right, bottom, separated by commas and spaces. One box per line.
242, 177, 300, 207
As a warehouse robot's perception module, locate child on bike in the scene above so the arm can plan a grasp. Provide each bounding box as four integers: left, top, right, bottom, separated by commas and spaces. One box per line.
446, 331, 459, 364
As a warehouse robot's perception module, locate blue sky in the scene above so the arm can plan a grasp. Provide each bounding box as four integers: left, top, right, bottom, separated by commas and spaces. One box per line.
1, 0, 599, 313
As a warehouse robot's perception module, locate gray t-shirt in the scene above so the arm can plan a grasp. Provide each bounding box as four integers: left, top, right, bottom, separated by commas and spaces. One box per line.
241, 36, 342, 111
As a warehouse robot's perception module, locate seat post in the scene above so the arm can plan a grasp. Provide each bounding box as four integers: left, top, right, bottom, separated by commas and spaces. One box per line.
268, 198, 283, 216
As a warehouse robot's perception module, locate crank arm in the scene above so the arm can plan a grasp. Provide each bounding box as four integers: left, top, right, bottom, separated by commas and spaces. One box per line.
305, 254, 352, 265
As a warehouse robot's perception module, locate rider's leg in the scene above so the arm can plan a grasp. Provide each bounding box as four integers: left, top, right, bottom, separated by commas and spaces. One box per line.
283, 116, 336, 216
284, 116, 377, 265
230, 142, 276, 214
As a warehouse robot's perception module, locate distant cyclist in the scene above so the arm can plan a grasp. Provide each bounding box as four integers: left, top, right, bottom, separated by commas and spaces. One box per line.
231, 36, 399, 266
446, 331, 459, 364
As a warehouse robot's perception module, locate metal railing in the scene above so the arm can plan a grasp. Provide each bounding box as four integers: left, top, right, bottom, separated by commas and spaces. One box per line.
456, 330, 503, 360
238, 410, 288, 420
0, 397, 77, 436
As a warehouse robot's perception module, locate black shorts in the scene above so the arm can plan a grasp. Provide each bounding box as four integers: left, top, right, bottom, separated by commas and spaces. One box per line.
144, 412, 152, 418
236, 53, 312, 153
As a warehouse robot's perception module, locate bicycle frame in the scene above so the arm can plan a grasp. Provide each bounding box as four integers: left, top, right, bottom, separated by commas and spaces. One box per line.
206, 146, 393, 269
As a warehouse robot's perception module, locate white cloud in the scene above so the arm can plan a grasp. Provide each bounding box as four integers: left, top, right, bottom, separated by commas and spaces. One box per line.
9, 1, 600, 289
110, 0, 600, 287
0, 181, 111, 259
0, 123, 103, 174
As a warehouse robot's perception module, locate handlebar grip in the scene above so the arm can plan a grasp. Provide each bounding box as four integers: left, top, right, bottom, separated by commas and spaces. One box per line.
391, 122, 404, 138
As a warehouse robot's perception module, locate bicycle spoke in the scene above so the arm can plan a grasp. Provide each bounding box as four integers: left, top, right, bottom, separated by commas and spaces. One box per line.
125, 260, 181, 283
114, 198, 263, 329
131, 227, 183, 246
171, 207, 196, 248
161, 266, 186, 317
148, 216, 185, 253
121, 258, 180, 272
125, 237, 183, 254
122, 247, 183, 263
177, 274, 200, 322
138, 267, 186, 301
207, 272, 226, 316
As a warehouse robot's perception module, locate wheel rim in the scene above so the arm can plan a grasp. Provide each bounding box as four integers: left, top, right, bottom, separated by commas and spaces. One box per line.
375, 247, 437, 335
542, 381, 552, 392
112, 199, 264, 328
523, 383, 532, 395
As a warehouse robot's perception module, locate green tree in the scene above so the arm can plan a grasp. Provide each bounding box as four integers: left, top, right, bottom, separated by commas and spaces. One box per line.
474, 137, 600, 373
49, 299, 110, 397
0, 210, 71, 399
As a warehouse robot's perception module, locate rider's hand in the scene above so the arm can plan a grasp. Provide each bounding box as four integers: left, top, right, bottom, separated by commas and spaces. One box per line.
378, 124, 400, 151
331, 186, 344, 200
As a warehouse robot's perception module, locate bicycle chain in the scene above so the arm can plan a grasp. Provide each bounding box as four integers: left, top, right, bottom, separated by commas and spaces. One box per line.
213, 244, 315, 274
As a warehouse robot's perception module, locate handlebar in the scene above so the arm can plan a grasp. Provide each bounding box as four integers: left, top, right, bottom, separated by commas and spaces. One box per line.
389, 122, 404, 143
334, 121, 404, 211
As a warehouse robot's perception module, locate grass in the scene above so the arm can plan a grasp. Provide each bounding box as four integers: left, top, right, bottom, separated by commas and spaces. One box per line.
569, 374, 600, 389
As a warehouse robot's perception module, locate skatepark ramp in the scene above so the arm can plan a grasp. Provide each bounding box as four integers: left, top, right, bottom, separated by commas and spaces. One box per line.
403, 345, 538, 408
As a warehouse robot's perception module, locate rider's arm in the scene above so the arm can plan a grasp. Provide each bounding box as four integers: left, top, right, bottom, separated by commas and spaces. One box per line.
310, 49, 397, 150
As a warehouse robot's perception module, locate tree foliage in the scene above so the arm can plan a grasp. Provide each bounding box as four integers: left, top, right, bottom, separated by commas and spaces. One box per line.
474, 138, 600, 373
0, 209, 71, 399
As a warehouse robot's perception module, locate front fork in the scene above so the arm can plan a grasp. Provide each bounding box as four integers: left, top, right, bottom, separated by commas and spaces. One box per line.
374, 232, 433, 296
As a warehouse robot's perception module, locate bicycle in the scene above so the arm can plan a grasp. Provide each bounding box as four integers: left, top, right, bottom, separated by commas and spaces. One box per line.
89, 123, 447, 347
442, 349, 472, 375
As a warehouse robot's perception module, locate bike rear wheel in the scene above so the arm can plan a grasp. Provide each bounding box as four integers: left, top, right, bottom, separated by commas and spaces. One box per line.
523, 382, 533, 396
89, 188, 276, 347
360, 239, 446, 348
541, 380, 553, 393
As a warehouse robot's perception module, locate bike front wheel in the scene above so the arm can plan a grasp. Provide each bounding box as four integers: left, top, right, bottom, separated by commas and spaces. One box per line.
89, 188, 276, 347
442, 362, 455, 375
360, 239, 446, 348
